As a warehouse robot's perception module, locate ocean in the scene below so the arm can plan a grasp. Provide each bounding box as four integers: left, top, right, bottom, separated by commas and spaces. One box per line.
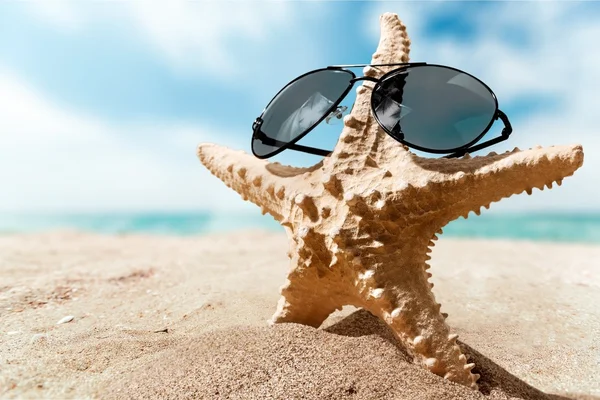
1, 211, 599, 243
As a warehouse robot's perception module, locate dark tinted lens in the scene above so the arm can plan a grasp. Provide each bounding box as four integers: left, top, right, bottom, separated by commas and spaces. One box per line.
372, 65, 497, 152
252, 69, 353, 158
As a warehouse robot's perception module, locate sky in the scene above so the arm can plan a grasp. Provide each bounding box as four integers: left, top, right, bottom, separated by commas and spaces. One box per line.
0, 1, 598, 214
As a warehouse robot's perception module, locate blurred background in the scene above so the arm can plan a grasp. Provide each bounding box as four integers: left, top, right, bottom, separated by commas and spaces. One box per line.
0, 1, 599, 241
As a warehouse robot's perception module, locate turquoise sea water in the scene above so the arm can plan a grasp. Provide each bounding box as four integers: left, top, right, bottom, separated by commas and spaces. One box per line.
1, 212, 600, 243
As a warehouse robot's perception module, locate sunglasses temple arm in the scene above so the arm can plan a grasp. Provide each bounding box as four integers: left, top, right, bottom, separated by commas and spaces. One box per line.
287, 143, 331, 157
445, 135, 508, 158
445, 110, 513, 159
257, 133, 331, 157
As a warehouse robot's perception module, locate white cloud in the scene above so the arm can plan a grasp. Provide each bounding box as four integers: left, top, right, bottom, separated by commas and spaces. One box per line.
0, 69, 253, 213
26, 1, 83, 33
365, 3, 600, 211
125, 1, 292, 77
23, 1, 325, 79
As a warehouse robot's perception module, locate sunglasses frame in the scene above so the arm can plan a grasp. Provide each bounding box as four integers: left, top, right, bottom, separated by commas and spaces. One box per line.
251, 62, 512, 159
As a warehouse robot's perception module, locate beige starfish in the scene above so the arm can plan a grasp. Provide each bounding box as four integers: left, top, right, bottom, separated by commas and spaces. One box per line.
197, 13, 584, 389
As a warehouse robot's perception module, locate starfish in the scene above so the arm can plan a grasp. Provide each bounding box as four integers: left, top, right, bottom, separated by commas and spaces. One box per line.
197, 13, 584, 389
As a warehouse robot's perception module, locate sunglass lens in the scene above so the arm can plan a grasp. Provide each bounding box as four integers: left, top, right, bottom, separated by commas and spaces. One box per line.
252, 69, 353, 158
372, 65, 497, 152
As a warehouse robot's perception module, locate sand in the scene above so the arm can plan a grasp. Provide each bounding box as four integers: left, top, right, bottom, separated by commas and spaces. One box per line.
0, 230, 598, 399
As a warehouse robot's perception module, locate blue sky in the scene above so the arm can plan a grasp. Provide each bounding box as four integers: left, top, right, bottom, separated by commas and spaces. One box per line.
0, 1, 598, 213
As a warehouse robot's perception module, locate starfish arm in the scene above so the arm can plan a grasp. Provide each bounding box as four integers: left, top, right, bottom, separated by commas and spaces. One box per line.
269, 273, 344, 328
328, 13, 412, 171
357, 256, 479, 389
197, 143, 297, 221
414, 144, 584, 219
371, 13, 411, 66
269, 233, 351, 327
270, 293, 341, 328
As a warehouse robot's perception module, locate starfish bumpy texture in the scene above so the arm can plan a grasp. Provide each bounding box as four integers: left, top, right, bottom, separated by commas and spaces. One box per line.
197, 13, 584, 389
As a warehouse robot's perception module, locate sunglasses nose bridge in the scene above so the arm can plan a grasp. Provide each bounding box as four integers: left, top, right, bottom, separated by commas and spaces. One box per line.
349, 76, 379, 84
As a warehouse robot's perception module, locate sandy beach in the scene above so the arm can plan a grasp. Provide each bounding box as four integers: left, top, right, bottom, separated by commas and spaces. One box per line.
0, 230, 598, 399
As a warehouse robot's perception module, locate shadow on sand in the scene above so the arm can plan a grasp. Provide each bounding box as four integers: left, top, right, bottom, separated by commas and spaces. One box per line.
324, 309, 597, 400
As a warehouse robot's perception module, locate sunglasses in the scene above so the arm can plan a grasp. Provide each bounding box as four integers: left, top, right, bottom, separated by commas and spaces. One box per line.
251, 63, 512, 159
